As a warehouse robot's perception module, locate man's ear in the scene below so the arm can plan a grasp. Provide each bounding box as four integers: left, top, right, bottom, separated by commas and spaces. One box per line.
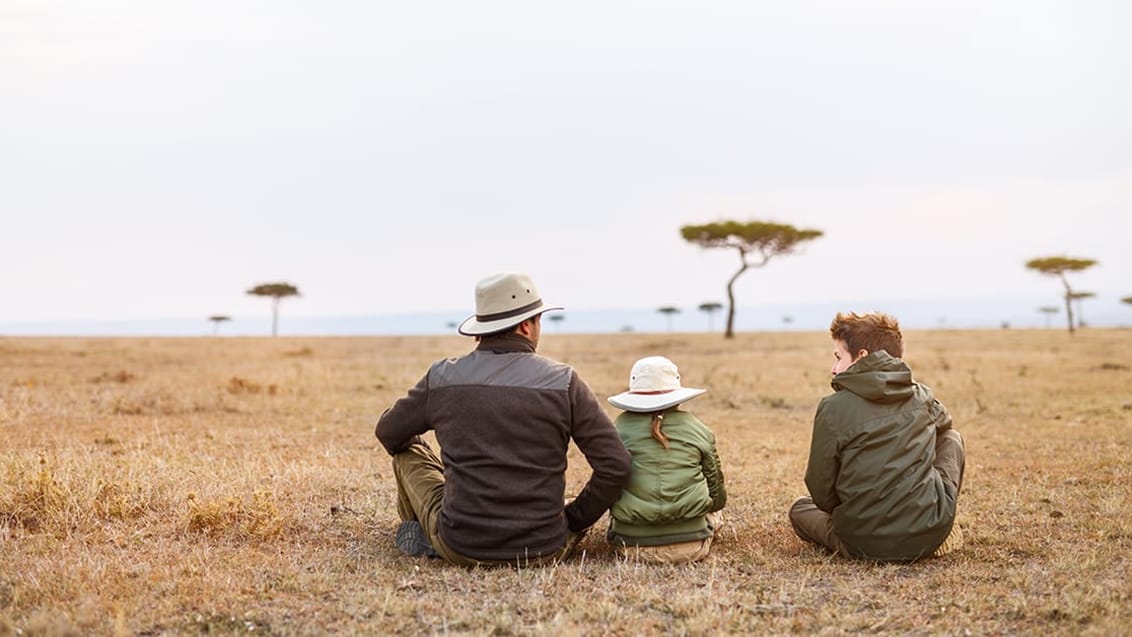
515, 319, 535, 338
856, 349, 869, 361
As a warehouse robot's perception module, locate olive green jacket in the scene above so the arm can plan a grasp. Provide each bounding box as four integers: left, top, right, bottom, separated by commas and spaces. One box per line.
805, 351, 957, 561
608, 409, 726, 546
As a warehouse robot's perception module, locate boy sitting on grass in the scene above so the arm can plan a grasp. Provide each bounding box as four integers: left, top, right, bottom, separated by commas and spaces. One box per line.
789, 311, 965, 561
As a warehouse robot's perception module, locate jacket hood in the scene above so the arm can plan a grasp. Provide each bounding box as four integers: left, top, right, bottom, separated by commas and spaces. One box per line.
831, 350, 914, 403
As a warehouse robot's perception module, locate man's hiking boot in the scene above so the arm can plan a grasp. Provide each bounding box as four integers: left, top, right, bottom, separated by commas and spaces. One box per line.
932, 524, 964, 558
395, 520, 438, 558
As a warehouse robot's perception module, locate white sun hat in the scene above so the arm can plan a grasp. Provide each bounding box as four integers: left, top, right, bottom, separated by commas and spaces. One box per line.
608, 356, 707, 412
457, 272, 564, 336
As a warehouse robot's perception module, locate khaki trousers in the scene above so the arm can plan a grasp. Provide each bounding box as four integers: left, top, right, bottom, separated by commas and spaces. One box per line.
391, 441, 581, 567
615, 512, 724, 564
789, 429, 965, 556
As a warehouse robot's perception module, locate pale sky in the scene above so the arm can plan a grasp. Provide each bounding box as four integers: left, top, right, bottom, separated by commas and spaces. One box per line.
3, 1, 1130, 326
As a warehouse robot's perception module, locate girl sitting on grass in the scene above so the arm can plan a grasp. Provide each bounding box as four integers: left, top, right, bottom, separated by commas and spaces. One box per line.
605, 356, 727, 563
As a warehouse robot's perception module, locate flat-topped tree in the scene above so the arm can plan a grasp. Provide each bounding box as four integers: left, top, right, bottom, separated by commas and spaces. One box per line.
246, 282, 300, 337
657, 306, 680, 332
207, 314, 231, 336
698, 301, 723, 332
1037, 305, 1059, 329
1068, 291, 1096, 329
1024, 257, 1097, 334
682, 220, 823, 338
548, 313, 565, 331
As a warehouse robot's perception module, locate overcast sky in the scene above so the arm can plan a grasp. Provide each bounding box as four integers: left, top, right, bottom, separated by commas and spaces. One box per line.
3, 1, 1130, 324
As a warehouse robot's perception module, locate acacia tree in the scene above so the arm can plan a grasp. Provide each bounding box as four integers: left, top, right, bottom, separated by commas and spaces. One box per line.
698, 301, 723, 332
1123, 296, 1132, 307
1024, 257, 1097, 334
207, 314, 231, 336
681, 220, 823, 338
1068, 291, 1096, 329
246, 282, 301, 337
657, 306, 680, 332
1037, 305, 1059, 329
548, 313, 565, 331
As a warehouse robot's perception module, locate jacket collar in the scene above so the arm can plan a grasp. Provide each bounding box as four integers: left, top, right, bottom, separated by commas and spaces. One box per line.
475, 330, 536, 354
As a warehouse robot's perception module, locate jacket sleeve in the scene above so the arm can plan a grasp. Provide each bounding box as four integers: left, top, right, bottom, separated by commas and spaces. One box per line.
562, 371, 632, 532
804, 398, 842, 513
374, 370, 431, 455
929, 397, 953, 433
698, 422, 727, 513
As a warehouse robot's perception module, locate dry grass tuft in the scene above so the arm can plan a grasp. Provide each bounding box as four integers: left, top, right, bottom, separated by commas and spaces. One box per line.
185, 490, 284, 539
0, 455, 66, 532
93, 480, 148, 521
226, 376, 277, 395
90, 370, 138, 384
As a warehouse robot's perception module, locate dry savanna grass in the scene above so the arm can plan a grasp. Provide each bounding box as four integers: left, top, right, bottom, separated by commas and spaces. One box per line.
1, 329, 1130, 636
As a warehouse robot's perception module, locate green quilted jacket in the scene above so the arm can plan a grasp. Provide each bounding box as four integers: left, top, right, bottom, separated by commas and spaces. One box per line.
607, 409, 726, 546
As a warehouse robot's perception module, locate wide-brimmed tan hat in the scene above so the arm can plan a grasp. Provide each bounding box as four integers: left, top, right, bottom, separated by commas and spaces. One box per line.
608, 356, 706, 412
457, 272, 564, 336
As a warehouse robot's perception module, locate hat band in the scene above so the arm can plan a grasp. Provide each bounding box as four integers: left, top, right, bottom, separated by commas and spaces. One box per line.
629, 389, 677, 395
476, 299, 544, 322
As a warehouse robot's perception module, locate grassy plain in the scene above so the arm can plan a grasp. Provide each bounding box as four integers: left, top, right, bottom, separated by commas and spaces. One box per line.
1, 328, 1130, 636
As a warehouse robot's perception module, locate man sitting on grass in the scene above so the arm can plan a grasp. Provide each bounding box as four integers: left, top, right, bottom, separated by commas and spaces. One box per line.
789, 311, 965, 561
375, 272, 631, 566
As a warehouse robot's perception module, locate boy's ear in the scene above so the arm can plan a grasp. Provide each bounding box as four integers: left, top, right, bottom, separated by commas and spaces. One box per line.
856, 349, 869, 361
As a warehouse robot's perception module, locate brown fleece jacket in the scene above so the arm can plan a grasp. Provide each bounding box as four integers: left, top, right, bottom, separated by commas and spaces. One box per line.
376, 332, 631, 561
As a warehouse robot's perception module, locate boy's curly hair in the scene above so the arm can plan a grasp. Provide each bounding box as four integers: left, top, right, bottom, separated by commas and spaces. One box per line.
830, 312, 903, 358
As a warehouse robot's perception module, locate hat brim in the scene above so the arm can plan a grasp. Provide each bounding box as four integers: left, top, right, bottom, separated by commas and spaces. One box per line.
457, 303, 564, 336
607, 387, 706, 412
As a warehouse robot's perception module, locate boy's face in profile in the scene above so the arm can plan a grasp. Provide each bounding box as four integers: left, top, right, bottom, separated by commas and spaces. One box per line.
831, 339, 865, 376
